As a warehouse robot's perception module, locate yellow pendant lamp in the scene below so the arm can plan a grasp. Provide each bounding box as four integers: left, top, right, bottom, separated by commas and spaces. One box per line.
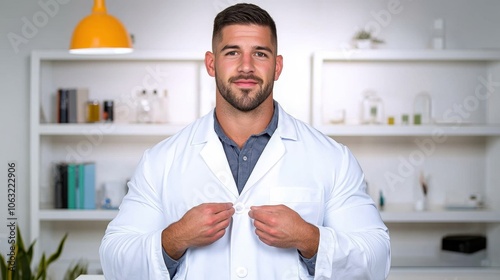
70, 0, 132, 54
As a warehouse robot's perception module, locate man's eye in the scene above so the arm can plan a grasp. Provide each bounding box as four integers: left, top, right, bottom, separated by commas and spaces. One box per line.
226, 51, 238, 56
255, 52, 267, 57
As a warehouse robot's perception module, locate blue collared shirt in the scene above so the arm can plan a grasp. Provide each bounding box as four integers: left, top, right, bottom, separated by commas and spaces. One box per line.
163, 102, 316, 277
214, 104, 278, 194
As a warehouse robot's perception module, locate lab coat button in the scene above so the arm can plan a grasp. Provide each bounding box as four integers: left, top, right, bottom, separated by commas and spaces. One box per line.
236, 266, 248, 278
234, 202, 245, 214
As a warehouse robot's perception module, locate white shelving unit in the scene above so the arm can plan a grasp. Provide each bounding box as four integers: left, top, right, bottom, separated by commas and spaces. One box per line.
30, 50, 207, 276
312, 50, 500, 272
38, 210, 118, 221
30, 49, 500, 277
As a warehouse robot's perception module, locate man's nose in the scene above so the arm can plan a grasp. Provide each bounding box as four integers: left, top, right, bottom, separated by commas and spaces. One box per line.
238, 53, 255, 73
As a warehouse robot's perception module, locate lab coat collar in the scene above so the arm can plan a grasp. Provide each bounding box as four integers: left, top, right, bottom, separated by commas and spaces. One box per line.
191, 102, 298, 146
191, 102, 299, 197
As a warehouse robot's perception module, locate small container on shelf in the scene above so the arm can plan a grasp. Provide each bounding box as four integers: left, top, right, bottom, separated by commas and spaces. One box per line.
361, 90, 384, 125
401, 114, 410, 125
86, 100, 100, 123
136, 89, 153, 123
414, 171, 429, 212
413, 92, 432, 125
325, 108, 345, 125
152, 89, 170, 123
103, 100, 114, 122
387, 116, 395, 125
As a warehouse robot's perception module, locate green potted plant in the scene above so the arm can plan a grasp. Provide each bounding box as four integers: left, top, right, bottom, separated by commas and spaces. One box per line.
0, 227, 88, 280
353, 29, 384, 49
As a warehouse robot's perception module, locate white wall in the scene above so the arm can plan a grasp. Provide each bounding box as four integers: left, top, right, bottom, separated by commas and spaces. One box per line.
1, 0, 500, 252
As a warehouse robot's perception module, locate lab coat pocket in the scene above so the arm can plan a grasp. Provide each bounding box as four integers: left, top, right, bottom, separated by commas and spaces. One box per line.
269, 187, 322, 224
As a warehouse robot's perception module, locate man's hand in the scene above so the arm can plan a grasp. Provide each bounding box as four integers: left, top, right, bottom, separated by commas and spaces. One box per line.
162, 203, 235, 259
248, 204, 319, 258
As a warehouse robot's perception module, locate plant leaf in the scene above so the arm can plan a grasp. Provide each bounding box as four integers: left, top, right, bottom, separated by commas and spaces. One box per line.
25, 240, 36, 265
16, 227, 25, 258
2, 228, 69, 280
0, 253, 8, 280
16, 238, 32, 280
34, 253, 46, 280
63, 260, 88, 280
45, 234, 67, 268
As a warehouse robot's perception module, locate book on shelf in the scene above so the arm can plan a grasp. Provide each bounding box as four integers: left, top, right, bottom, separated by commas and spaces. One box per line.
57, 89, 68, 123
57, 88, 89, 123
53, 163, 67, 209
82, 162, 96, 209
67, 163, 76, 209
53, 162, 96, 209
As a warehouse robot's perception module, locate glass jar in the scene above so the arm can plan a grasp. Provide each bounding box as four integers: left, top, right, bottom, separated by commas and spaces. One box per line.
413, 92, 432, 125
361, 91, 384, 124
86, 100, 100, 123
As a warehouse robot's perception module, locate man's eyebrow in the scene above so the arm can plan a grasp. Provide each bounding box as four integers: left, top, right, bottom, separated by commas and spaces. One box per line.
221, 45, 240, 52
220, 45, 274, 55
255, 46, 274, 55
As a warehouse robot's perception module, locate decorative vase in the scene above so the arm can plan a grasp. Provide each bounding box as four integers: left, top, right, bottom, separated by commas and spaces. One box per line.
356, 39, 372, 49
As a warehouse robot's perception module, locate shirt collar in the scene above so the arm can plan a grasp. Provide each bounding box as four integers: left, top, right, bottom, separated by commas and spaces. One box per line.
214, 100, 279, 145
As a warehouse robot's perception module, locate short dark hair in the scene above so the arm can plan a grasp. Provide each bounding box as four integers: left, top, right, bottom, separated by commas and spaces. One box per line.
212, 3, 278, 52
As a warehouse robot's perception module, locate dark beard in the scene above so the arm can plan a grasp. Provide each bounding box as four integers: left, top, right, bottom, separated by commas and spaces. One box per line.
216, 74, 273, 112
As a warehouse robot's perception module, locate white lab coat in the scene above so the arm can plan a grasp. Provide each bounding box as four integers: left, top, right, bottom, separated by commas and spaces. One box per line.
100, 104, 391, 280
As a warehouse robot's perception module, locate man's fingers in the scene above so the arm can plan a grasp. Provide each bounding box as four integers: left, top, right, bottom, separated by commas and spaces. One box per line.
249, 205, 281, 222
203, 202, 234, 212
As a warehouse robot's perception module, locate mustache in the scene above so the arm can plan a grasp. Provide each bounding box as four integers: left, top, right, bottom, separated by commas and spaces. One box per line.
229, 75, 263, 84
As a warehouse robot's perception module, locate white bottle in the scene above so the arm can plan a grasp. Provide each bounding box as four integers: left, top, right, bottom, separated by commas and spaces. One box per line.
150, 89, 161, 123
156, 90, 169, 123
136, 89, 152, 123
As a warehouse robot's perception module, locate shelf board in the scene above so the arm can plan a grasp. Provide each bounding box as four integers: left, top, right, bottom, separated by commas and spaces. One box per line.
37, 123, 500, 137
388, 267, 500, 280
316, 124, 500, 137
380, 204, 500, 223
37, 207, 500, 223
37, 123, 187, 136
39, 209, 118, 221
315, 49, 500, 62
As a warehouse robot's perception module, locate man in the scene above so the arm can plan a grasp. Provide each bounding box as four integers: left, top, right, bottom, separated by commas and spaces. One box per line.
100, 3, 390, 279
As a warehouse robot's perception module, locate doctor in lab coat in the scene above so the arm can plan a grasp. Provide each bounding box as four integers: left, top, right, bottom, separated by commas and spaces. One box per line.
100, 3, 390, 280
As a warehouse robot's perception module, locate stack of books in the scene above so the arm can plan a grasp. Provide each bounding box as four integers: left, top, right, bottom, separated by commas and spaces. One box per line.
57, 88, 89, 123
53, 162, 96, 209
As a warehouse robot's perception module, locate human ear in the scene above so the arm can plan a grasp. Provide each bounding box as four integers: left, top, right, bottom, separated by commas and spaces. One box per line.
274, 55, 283, 81
205, 51, 216, 77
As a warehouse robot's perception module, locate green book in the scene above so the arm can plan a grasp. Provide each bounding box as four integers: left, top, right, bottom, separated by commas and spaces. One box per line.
67, 164, 76, 209
78, 163, 85, 209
